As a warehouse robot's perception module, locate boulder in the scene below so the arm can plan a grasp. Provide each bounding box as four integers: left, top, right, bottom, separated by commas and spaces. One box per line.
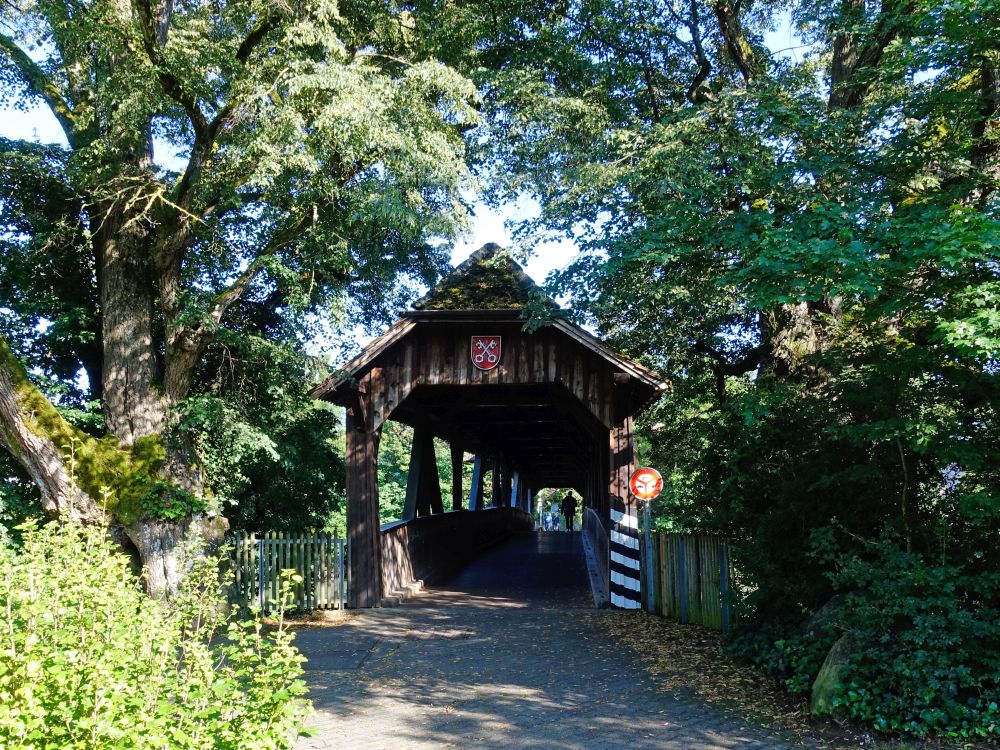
805, 593, 849, 638
810, 632, 858, 717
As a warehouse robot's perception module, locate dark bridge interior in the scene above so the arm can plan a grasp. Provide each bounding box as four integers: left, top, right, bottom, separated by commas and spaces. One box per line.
391, 383, 605, 492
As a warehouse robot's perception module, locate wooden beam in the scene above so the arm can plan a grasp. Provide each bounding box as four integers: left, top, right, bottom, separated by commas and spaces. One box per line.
403, 426, 445, 518
499, 463, 513, 509
424, 434, 445, 515
491, 462, 501, 507
401, 424, 425, 521
468, 454, 485, 511
451, 444, 464, 511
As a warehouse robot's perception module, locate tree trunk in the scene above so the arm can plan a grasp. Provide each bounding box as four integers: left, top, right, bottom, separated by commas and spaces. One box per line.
90, 204, 229, 597
128, 514, 229, 596
94, 204, 167, 447
0, 202, 229, 598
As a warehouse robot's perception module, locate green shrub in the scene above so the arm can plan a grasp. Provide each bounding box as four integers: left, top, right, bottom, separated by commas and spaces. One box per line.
814, 535, 1000, 739
0, 518, 311, 749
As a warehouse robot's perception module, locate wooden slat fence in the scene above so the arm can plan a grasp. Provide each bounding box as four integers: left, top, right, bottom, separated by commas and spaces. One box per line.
644, 532, 732, 633
231, 531, 347, 613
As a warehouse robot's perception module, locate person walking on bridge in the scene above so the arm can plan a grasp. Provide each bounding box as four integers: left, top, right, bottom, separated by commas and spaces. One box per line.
560, 492, 578, 532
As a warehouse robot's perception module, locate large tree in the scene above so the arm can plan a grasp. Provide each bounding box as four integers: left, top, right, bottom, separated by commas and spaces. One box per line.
0, 0, 476, 595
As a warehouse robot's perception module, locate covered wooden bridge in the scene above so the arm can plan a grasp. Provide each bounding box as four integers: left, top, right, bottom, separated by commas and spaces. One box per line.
310, 244, 668, 608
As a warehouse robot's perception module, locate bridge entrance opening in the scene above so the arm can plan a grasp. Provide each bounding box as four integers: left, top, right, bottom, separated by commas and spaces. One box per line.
310, 244, 668, 609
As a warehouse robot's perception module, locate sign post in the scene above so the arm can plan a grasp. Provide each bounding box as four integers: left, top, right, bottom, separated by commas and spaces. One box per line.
629, 467, 664, 613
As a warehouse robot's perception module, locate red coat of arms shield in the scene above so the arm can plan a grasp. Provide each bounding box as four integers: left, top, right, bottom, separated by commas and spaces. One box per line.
471, 335, 502, 371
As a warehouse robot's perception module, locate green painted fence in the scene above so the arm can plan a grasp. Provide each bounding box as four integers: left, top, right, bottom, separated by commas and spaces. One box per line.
231, 531, 347, 613
645, 532, 733, 633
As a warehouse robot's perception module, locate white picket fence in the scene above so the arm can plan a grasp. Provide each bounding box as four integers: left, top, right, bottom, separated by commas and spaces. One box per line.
231, 531, 347, 613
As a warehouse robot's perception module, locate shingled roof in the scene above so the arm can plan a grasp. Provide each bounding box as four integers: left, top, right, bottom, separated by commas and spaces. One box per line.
413, 243, 559, 312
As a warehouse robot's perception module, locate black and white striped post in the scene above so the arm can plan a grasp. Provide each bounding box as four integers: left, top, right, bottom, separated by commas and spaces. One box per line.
609, 497, 642, 608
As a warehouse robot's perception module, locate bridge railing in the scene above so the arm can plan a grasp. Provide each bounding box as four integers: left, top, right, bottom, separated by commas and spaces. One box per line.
644, 532, 732, 633
231, 531, 347, 613
582, 508, 610, 607
381, 507, 534, 604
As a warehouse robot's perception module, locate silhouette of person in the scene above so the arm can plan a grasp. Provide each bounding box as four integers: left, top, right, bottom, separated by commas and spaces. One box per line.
560, 493, 578, 532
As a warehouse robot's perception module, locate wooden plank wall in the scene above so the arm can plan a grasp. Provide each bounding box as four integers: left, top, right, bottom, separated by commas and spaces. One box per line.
647, 533, 733, 633
362, 323, 619, 432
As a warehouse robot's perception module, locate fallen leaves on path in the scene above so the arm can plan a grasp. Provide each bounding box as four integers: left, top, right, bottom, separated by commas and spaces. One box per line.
594, 611, 990, 750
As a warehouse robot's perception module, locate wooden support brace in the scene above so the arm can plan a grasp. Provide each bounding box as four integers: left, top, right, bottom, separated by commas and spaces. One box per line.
499, 463, 512, 509
402, 424, 424, 521
424, 434, 444, 515
451, 444, 464, 511
491, 462, 501, 507
468, 455, 485, 511
404, 426, 443, 518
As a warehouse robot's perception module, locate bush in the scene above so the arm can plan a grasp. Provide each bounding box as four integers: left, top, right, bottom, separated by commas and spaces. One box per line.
819, 537, 1000, 739
0, 518, 311, 749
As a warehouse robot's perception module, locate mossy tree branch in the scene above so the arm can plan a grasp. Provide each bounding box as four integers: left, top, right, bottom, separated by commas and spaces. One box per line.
0, 336, 164, 526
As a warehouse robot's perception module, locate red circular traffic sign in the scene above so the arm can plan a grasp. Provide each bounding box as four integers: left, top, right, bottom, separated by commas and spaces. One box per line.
629, 467, 664, 501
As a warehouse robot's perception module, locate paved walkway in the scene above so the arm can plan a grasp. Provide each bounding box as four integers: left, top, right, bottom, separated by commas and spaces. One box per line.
294, 532, 803, 750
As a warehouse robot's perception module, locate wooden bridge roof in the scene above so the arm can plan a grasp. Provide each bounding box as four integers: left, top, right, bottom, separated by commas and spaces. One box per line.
310, 244, 668, 488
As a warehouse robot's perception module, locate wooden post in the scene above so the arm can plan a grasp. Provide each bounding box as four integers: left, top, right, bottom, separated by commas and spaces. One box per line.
720, 540, 731, 635
346, 401, 383, 609
510, 471, 520, 510
451, 444, 464, 511
468, 455, 485, 511
402, 424, 423, 521
422, 435, 444, 515
499, 463, 512, 508
677, 535, 689, 624
491, 462, 501, 507
404, 426, 443, 517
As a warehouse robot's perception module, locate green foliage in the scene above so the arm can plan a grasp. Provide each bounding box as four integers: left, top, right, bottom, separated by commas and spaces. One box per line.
0, 138, 97, 407
138, 482, 208, 522
0, 0, 479, 533
805, 531, 1000, 739
0, 453, 41, 544
377, 421, 414, 523
0, 518, 310, 749
182, 331, 346, 533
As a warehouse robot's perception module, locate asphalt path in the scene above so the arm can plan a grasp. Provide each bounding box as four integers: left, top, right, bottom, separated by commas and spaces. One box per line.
293, 532, 804, 749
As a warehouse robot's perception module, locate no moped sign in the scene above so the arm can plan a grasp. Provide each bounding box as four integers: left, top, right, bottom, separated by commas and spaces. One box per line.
629, 467, 663, 501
